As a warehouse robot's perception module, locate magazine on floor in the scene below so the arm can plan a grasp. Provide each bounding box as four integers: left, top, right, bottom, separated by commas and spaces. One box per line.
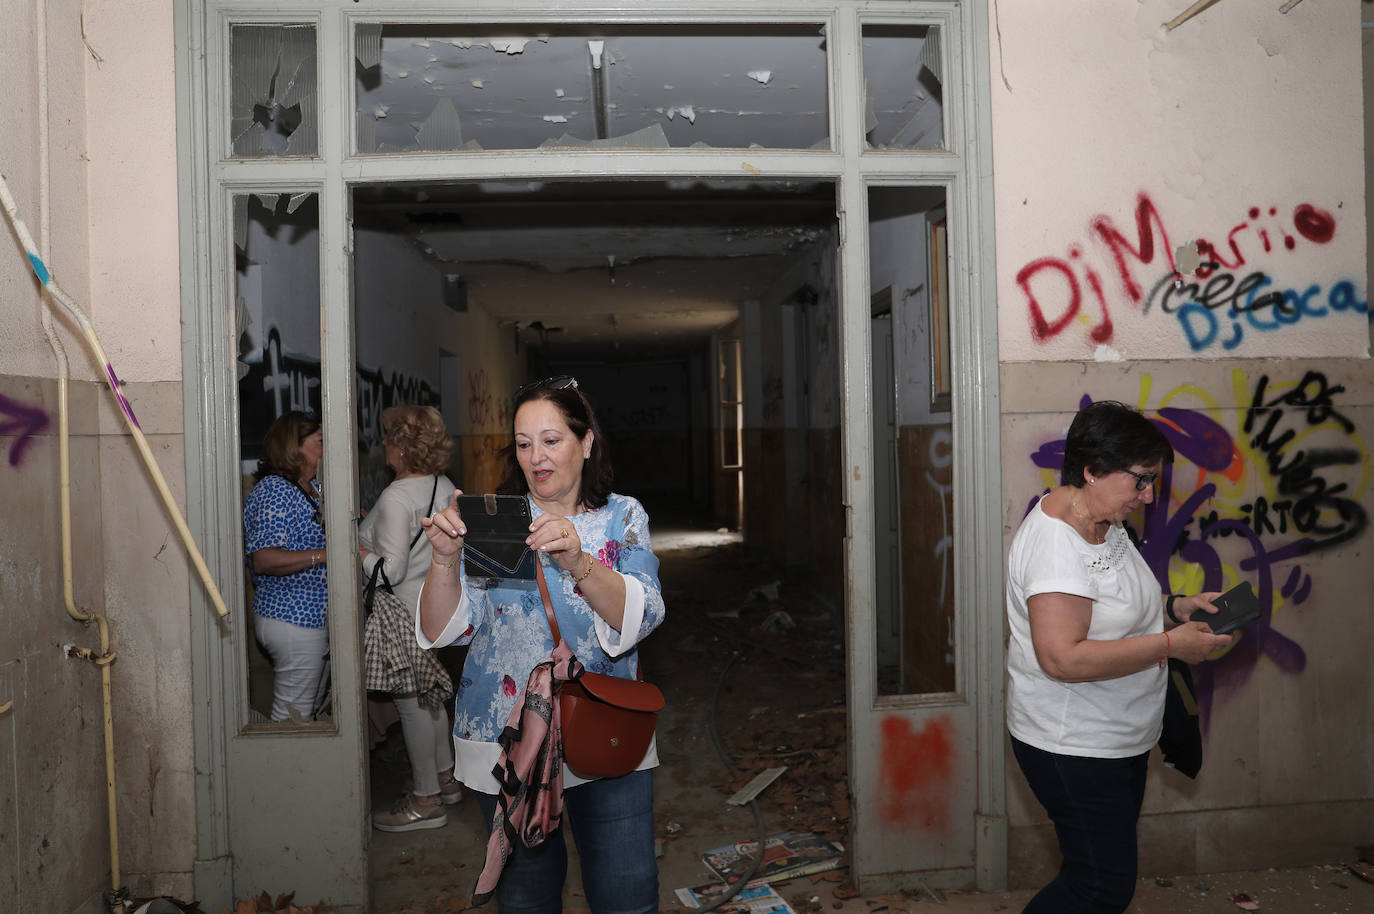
700, 829, 844, 885
674, 880, 798, 912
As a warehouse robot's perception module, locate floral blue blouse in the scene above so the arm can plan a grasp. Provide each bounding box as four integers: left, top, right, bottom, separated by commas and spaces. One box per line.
243, 474, 327, 629
416, 493, 665, 792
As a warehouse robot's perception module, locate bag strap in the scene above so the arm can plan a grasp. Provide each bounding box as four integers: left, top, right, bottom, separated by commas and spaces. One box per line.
535, 560, 564, 645
535, 556, 643, 681
408, 475, 439, 552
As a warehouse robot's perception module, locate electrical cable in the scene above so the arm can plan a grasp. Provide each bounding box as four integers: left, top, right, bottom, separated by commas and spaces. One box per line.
697, 647, 769, 912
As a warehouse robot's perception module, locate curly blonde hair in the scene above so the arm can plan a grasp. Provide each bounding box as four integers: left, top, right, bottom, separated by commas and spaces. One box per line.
382, 404, 453, 476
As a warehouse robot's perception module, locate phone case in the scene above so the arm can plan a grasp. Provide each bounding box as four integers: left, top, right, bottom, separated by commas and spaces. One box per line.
1189, 580, 1261, 634
457, 494, 537, 580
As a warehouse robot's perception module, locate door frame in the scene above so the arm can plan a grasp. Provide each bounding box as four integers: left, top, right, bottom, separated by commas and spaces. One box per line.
175, 2, 1005, 908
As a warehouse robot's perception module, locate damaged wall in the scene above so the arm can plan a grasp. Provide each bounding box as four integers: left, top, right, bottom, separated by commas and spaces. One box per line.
1, 0, 193, 909
991, 0, 1372, 882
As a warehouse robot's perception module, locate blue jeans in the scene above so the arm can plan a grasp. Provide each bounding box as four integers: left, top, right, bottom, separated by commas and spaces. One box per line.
1011, 736, 1149, 914
475, 769, 658, 914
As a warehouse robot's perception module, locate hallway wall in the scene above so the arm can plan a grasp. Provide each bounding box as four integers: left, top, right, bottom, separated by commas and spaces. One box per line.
990, 0, 1372, 883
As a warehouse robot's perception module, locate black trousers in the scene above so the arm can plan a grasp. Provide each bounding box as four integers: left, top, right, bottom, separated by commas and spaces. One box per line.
1012, 736, 1150, 914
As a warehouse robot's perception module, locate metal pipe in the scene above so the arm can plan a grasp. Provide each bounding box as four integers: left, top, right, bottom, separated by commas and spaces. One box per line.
0, 171, 230, 619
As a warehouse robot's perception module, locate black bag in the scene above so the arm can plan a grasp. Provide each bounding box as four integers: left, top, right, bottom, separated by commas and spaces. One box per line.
362, 475, 438, 617
1159, 658, 1202, 778
458, 494, 537, 579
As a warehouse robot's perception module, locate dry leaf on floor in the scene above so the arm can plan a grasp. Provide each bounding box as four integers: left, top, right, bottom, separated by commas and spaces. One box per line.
235, 902, 256, 914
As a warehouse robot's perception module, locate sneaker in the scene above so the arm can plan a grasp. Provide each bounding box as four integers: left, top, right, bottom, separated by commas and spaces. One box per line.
373, 794, 448, 833
438, 776, 463, 806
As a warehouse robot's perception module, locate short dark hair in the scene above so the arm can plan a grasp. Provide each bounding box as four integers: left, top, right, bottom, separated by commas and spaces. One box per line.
498, 381, 613, 510
254, 410, 321, 482
1061, 400, 1173, 487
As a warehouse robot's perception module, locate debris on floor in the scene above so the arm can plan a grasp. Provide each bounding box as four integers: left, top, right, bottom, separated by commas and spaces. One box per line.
1230, 893, 1261, 910
212, 891, 338, 914
702, 830, 845, 886
675, 880, 797, 911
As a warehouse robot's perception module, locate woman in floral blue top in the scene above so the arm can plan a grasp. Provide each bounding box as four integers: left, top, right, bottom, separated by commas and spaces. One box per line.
417, 377, 665, 914
242, 410, 329, 721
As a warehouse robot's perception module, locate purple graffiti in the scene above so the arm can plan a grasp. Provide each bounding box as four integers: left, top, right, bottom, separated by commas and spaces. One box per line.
0, 393, 51, 467
1026, 372, 1363, 733
105, 363, 142, 431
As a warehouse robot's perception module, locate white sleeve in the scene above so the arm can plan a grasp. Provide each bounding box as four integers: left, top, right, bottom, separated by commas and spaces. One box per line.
591, 573, 646, 657
414, 577, 475, 649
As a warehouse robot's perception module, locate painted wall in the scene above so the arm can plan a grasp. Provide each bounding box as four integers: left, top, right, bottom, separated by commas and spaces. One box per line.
992, 2, 1367, 364
991, 0, 1373, 882
1, 0, 193, 909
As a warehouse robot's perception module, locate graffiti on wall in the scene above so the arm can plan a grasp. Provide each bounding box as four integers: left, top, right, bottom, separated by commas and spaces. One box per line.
239, 326, 439, 505
465, 368, 507, 433
1016, 193, 1367, 351
1026, 369, 1369, 726
0, 393, 51, 468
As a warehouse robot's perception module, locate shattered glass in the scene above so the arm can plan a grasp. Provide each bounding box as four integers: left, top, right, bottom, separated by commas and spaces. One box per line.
354, 24, 830, 153
861, 26, 945, 151
231, 24, 319, 157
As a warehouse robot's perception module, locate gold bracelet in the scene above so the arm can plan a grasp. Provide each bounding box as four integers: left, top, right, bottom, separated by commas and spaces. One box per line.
432, 551, 461, 569
572, 552, 595, 583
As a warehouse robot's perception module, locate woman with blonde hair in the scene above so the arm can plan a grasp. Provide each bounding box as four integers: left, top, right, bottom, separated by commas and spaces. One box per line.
359, 403, 461, 831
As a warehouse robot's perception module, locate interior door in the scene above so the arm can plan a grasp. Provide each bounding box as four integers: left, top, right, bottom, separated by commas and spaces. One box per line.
841, 182, 989, 893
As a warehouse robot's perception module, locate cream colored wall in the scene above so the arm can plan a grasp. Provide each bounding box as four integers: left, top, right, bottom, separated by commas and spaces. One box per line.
0, 0, 192, 909
991, 0, 1373, 883
992, 1, 1366, 363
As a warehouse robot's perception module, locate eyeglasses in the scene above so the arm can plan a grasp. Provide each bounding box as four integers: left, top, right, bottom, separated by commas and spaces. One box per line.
514, 375, 579, 399
1122, 468, 1160, 491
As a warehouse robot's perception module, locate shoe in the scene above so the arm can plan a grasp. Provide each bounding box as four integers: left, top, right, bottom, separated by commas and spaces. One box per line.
439, 776, 463, 806
373, 794, 449, 832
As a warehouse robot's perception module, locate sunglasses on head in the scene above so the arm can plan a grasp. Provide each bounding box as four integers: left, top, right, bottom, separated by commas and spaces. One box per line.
1122, 468, 1159, 491
514, 375, 579, 399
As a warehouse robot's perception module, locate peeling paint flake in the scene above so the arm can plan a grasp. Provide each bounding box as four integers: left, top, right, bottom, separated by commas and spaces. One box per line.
489, 38, 530, 55
471, 80, 485, 90
543, 114, 568, 124
1093, 344, 1124, 362
663, 105, 697, 124
747, 69, 773, 85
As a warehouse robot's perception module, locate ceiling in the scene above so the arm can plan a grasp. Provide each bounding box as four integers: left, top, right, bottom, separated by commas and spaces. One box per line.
354, 180, 838, 358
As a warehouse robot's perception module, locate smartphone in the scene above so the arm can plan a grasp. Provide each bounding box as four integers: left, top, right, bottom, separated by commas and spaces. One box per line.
1189, 580, 1261, 635
457, 494, 537, 579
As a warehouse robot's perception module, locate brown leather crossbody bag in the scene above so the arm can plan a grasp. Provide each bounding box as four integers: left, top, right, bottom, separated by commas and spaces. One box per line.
535, 560, 664, 779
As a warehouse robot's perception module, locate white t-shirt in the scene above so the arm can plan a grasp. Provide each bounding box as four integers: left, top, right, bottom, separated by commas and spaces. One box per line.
1006, 499, 1166, 758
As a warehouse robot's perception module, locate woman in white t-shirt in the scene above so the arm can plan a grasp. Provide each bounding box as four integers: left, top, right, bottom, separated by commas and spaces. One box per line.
1006, 400, 1233, 914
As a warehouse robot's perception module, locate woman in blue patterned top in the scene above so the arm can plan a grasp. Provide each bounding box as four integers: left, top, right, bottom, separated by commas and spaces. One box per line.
417, 377, 665, 914
243, 410, 329, 722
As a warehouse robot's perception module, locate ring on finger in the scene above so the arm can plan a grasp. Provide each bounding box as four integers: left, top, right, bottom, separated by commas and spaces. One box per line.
560, 528, 569, 539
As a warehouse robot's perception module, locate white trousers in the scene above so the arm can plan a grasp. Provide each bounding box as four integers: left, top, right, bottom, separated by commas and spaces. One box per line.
255, 615, 330, 722
393, 693, 454, 795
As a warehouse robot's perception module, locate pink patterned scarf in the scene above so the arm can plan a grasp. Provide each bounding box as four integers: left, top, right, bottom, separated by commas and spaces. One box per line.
473, 640, 581, 905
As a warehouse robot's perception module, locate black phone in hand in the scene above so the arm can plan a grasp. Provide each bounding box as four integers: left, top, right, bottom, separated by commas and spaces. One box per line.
1189, 580, 1261, 635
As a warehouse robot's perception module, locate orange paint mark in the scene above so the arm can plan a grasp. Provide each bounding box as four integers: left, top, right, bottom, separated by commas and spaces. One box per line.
878, 715, 955, 829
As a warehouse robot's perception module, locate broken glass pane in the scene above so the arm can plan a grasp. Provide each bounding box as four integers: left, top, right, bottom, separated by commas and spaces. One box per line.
861, 26, 945, 151
231, 24, 319, 157
354, 24, 830, 153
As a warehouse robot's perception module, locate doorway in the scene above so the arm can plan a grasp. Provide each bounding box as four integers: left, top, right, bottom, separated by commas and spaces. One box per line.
180, 6, 1004, 909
